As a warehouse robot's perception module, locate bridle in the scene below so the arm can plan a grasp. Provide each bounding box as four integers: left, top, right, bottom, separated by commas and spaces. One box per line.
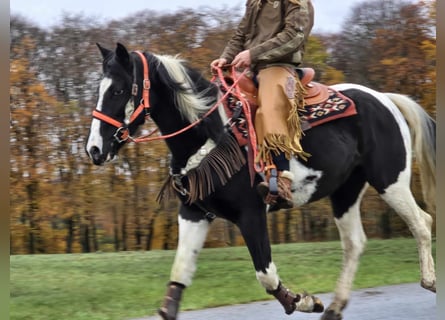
90, 51, 251, 146
92, 51, 151, 143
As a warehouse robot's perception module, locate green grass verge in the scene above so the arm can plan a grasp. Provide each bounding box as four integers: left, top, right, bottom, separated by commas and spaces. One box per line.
10, 238, 435, 320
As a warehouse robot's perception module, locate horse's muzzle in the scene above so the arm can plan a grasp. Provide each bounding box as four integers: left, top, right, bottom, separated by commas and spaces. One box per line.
88, 146, 106, 165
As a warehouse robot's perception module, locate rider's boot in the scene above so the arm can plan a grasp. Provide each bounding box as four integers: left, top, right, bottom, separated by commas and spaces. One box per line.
258, 170, 294, 211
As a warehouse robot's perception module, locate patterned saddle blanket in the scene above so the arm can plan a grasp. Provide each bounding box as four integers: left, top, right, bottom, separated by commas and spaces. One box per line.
220, 68, 357, 145
299, 87, 357, 130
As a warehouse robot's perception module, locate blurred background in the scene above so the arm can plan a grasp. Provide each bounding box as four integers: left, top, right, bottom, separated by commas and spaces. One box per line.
9, 0, 436, 254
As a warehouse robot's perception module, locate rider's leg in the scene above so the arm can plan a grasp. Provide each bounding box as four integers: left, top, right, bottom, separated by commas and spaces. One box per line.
258, 152, 294, 210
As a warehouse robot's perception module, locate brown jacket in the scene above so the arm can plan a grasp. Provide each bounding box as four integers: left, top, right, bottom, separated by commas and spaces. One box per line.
221, 0, 314, 71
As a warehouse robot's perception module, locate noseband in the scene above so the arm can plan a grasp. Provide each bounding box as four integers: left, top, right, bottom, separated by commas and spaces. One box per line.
92, 51, 151, 143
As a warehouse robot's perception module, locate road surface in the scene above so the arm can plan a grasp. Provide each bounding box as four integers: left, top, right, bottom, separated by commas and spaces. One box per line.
131, 283, 436, 320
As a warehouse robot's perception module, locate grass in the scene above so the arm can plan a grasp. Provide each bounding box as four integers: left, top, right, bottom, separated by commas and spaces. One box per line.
10, 238, 435, 320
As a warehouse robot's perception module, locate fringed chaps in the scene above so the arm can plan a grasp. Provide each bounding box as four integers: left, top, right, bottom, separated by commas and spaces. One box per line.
255, 66, 309, 163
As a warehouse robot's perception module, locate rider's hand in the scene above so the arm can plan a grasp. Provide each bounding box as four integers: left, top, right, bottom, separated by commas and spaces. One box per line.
231, 50, 251, 69
210, 58, 228, 70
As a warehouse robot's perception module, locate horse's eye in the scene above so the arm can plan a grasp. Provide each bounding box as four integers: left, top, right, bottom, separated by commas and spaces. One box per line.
114, 89, 125, 96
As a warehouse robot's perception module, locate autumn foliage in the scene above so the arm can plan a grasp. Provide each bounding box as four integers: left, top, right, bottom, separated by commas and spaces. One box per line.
10, 0, 436, 254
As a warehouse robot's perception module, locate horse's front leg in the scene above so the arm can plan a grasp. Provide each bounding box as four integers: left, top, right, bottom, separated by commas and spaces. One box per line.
158, 205, 210, 320
237, 204, 324, 315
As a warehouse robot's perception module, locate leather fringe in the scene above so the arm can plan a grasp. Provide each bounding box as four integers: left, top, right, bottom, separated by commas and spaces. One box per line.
256, 75, 310, 163
157, 134, 246, 204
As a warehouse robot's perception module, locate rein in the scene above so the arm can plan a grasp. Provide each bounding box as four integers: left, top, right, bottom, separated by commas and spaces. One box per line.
91, 52, 263, 174
91, 51, 251, 144
131, 65, 250, 143
211, 67, 263, 174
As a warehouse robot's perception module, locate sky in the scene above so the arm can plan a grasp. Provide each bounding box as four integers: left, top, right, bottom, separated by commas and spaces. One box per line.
10, 0, 366, 34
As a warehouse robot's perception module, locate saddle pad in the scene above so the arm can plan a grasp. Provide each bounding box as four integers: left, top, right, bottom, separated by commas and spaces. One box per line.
300, 87, 357, 130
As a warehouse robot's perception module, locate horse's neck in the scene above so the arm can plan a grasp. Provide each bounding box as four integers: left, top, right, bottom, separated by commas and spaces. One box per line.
149, 58, 226, 173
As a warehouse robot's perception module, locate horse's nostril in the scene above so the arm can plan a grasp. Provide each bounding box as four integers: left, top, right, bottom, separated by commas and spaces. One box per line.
89, 146, 103, 165
89, 146, 100, 157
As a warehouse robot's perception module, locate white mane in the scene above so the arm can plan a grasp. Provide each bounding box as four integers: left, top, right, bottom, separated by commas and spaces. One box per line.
154, 54, 216, 123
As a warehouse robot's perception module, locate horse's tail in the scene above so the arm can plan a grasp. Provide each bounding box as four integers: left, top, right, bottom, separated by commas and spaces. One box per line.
385, 93, 436, 212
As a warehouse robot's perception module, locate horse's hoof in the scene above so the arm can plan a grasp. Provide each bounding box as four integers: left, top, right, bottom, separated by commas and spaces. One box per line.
421, 279, 436, 293
296, 293, 324, 313
320, 309, 343, 320
158, 307, 175, 320
267, 283, 324, 314
313, 296, 325, 313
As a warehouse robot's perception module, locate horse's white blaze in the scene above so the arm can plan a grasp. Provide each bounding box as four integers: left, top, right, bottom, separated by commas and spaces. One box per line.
289, 158, 322, 206
333, 183, 368, 303
170, 217, 210, 287
256, 261, 279, 291
86, 77, 112, 155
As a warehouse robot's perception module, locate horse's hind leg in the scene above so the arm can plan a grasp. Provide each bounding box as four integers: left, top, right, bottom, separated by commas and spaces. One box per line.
380, 179, 436, 292
322, 176, 369, 320
237, 207, 324, 315
158, 206, 210, 320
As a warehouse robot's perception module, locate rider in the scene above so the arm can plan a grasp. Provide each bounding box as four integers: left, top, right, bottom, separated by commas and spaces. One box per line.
211, 0, 314, 210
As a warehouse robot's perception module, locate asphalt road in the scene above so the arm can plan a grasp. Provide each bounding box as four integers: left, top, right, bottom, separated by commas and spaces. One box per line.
131, 283, 436, 320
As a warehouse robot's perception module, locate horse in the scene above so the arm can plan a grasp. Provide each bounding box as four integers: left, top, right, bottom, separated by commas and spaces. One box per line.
85, 42, 436, 320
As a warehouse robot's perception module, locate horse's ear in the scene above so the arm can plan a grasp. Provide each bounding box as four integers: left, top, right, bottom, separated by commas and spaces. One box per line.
115, 42, 130, 67
96, 43, 112, 59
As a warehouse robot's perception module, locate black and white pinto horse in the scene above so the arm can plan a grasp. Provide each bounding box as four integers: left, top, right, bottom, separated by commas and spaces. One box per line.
85, 43, 436, 320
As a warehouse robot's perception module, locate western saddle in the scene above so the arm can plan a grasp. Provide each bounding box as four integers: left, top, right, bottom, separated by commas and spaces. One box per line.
234, 67, 329, 108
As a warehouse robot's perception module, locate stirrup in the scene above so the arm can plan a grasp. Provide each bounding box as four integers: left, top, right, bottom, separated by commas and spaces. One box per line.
257, 168, 294, 211
257, 165, 278, 203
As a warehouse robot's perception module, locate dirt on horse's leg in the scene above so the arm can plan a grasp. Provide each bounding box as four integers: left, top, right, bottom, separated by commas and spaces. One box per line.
158, 215, 210, 320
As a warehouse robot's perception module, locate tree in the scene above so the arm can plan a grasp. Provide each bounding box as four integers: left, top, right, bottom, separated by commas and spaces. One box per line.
11, 2, 431, 254
368, 2, 435, 108
303, 34, 346, 84
327, 0, 435, 113
10, 36, 59, 253
328, 0, 411, 86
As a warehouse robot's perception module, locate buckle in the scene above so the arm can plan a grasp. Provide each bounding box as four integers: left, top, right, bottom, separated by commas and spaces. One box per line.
143, 79, 151, 90
132, 83, 138, 96
114, 127, 130, 143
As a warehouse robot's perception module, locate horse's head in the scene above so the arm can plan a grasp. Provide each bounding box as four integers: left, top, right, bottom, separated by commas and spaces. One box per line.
85, 43, 146, 165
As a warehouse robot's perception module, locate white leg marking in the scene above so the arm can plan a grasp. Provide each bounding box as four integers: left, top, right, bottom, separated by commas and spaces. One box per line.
86, 77, 112, 154
333, 184, 368, 306
256, 261, 280, 291
170, 217, 210, 287
380, 174, 435, 289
